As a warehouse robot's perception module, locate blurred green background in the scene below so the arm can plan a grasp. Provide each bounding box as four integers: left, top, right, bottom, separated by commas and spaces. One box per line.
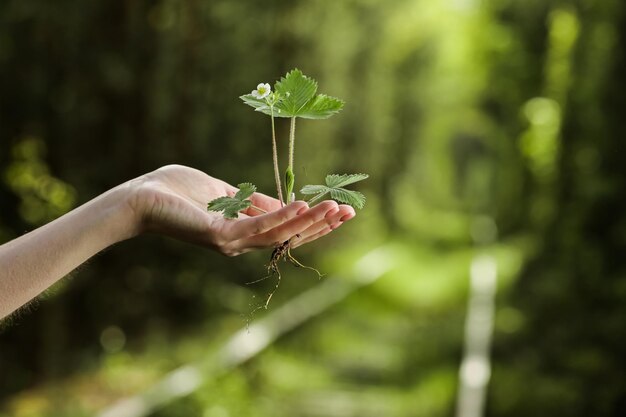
1, 0, 625, 416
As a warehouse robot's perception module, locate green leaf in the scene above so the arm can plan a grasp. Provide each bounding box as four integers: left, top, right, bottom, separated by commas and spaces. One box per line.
298, 94, 344, 119
274, 69, 318, 117
207, 183, 256, 219
300, 173, 368, 209
330, 188, 366, 209
325, 173, 369, 188
300, 184, 330, 195
206, 196, 236, 211
240, 69, 344, 120
239, 94, 273, 116
235, 182, 256, 200
223, 200, 252, 219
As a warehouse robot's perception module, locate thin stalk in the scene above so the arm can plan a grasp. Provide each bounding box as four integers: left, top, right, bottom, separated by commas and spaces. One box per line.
288, 116, 296, 171
270, 105, 284, 206
250, 205, 267, 214
306, 193, 326, 206
286, 116, 297, 204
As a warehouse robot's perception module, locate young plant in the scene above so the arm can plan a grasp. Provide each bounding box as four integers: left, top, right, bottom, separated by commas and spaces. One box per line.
207, 69, 368, 307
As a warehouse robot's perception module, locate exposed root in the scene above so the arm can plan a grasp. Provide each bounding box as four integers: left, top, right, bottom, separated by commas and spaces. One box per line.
285, 246, 323, 279
247, 238, 323, 314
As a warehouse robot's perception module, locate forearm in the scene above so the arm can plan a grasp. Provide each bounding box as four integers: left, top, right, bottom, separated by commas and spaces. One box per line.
0, 183, 139, 319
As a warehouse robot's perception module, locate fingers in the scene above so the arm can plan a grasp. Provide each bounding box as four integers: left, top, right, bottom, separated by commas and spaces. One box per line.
239, 201, 344, 249
337, 205, 356, 222
227, 200, 309, 240
245, 192, 284, 215
291, 204, 355, 249
219, 200, 356, 255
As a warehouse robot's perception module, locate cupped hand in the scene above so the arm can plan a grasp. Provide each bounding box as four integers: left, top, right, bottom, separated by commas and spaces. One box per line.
129, 165, 355, 256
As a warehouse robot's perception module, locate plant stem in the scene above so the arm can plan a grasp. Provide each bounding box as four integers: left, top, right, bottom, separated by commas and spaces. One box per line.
306, 193, 326, 206
270, 106, 284, 206
286, 116, 297, 204
250, 205, 267, 214
288, 116, 296, 171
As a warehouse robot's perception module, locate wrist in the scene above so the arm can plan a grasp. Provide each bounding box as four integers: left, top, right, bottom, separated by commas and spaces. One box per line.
95, 180, 145, 244
118, 173, 166, 239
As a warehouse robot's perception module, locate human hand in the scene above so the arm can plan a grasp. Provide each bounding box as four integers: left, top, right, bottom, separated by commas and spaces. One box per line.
0, 164, 357, 319
129, 165, 356, 256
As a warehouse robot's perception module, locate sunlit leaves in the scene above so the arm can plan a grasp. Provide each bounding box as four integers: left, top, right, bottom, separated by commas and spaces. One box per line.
274, 69, 318, 116
298, 94, 345, 120
325, 173, 370, 188
231, 71, 365, 218
240, 69, 344, 119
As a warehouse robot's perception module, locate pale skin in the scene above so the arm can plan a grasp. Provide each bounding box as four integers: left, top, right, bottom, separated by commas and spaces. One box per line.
0, 164, 356, 320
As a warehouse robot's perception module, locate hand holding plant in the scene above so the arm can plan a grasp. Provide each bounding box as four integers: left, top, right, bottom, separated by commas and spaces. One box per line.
134, 165, 354, 256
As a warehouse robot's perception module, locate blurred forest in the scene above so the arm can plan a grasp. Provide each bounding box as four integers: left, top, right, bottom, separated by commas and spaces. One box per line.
1, 0, 625, 416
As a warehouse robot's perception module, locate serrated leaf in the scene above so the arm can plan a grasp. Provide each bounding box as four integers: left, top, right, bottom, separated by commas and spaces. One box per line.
274, 69, 317, 117
207, 182, 257, 219
330, 188, 366, 209
241, 69, 344, 120
206, 196, 236, 212
301, 173, 368, 209
223, 200, 252, 219
325, 173, 369, 188
298, 94, 344, 119
300, 184, 331, 195
235, 183, 256, 200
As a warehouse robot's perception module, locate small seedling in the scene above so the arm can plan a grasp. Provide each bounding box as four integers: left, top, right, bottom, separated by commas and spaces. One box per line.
208, 69, 368, 308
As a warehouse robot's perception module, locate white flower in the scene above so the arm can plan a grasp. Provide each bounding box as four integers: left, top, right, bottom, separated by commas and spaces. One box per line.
251, 83, 271, 99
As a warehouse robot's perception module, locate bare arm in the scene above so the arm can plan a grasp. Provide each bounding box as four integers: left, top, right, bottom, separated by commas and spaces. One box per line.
0, 165, 355, 319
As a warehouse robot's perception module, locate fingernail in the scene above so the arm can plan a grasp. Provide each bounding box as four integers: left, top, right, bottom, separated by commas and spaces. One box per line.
325, 208, 340, 219
340, 214, 354, 222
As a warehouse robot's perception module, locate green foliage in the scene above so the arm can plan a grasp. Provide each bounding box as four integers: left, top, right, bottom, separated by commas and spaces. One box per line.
301, 174, 369, 209
296, 94, 345, 120
207, 183, 256, 219
274, 69, 319, 116
232, 69, 357, 211
240, 69, 344, 119
239, 94, 273, 115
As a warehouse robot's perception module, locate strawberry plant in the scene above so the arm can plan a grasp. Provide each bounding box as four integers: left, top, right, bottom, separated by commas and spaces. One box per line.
208, 69, 368, 307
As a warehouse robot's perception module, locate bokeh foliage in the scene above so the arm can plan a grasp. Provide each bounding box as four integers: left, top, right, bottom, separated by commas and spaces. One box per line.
1, 0, 625, 416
